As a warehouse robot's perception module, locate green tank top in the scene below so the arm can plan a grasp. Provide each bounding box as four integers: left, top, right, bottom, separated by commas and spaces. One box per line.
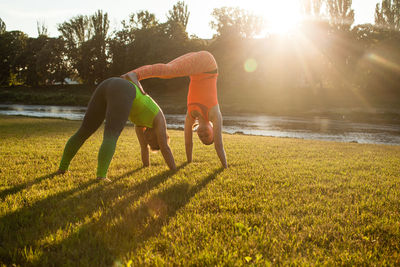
128, 83, 160, 128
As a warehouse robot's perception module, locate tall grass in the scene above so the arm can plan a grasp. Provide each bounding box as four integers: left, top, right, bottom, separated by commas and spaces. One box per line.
0, 115, 399, 266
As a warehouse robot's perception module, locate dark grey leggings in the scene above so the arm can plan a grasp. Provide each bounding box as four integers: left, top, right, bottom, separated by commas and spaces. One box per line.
79, 77, 136, 138
59, 77, 136, 177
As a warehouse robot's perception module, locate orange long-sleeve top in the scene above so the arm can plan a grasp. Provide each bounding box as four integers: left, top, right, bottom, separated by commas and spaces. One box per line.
131, 51, 219, 121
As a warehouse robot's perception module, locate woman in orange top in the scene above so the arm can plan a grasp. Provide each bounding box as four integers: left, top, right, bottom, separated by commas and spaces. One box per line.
121, 51, 227, 168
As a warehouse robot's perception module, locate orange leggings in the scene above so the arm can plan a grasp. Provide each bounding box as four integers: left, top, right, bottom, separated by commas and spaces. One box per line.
131, 51, 217, 80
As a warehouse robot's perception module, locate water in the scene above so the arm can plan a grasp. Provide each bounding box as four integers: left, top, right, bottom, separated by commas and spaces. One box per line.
1, 104, 399, 145
0, 104, 86, 120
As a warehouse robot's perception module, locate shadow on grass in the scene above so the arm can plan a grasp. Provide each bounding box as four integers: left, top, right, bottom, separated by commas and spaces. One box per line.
0, 171, 59, 200
139, 167, 224, 240
111, 162, 189, 191
0, 164, 185, 265
33, 166, 224, 265
0, 177, 100, 264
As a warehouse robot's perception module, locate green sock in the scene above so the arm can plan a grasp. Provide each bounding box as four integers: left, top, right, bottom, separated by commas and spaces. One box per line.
96, 136, 118, 178
59, 133, 86, 171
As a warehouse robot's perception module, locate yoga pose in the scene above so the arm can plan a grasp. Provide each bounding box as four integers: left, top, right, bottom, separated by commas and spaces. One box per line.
58, 77, 176, 180
121, 51, 227, 168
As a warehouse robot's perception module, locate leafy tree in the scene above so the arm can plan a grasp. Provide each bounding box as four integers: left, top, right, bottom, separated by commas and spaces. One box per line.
36, 37, 71, 84
23, 36, 49, 85
210, 7, 263, 39
327, 0, 355, 31
108, 38, 127, 76
131, 10, 158, 30
129, 24, 168, 66
124, 11, 163, 66
322, 0, 357, 90
301, 0, 324, 17
0, 31, 27, 85
91, 10, 109, 40
58, 15, 92, 47
375, 0, 400, 31
0, 17, 6, 34
109, 10, 159, 76
111, 6, 193, 79
107, 11, 149, 76
37, 20, 48, 36
167, 1, 190, 29
164, 1, 190, 56
164, 1, 190, 54
58, 15, 92, 82
112, 10, 158, 47
352, 23, 383, 43
79, 39, 97, 84
88, 10, 110, 83
58, 13, 110, 84
208, 7, 263, 99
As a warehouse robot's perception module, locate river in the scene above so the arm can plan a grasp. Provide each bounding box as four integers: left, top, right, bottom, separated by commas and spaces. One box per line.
1, 104, 399, 146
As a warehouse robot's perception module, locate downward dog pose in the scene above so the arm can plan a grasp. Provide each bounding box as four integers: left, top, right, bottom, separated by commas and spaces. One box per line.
58, 77, 176, 181
121, 51, 227, 168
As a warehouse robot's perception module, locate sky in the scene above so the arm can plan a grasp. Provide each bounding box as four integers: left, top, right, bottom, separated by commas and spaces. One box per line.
0, 0, 380, 39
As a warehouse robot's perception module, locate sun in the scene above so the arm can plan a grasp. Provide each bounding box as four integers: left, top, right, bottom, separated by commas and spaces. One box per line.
263, 0, 303, 34
242, 0, 303, 35
267, 3, 302, 34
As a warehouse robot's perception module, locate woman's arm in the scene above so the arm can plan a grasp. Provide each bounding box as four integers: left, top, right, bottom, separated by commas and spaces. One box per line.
184, 113, 195, 163
210, 106, 228, 168
135, 126, 150, 167
154, 113, 176, 170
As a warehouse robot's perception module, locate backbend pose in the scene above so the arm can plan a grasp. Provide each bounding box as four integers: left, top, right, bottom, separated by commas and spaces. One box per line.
121, 51, 227, 168
58, 77, 176, 180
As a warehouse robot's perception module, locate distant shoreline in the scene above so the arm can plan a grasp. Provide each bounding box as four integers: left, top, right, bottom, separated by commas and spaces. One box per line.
1, 85, 400, 125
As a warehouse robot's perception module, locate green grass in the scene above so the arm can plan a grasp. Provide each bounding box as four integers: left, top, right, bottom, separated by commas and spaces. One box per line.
0, 115, 399, 266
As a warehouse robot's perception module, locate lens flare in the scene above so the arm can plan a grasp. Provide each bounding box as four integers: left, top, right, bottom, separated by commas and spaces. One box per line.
244, 58, 258, 73
367, 53, 400, 73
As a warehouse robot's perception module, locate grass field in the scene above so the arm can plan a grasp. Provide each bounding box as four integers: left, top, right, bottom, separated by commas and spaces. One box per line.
0, 115, 399, 266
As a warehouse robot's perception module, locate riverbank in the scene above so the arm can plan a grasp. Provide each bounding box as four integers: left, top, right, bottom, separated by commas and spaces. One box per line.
1, 84, 400, 124
2, 105, 400, 145
1, 116, 399, 265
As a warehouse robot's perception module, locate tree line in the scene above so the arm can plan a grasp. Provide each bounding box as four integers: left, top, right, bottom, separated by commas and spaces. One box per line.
0, 0, 399, 109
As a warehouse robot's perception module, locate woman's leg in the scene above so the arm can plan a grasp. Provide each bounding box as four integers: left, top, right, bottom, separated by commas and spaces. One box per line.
132, 51, 218, 80
96, 78, 136, 178
59, 80, 108, 171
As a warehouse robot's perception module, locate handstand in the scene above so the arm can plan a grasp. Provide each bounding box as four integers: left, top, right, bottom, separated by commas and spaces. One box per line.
121, 51, 227, 168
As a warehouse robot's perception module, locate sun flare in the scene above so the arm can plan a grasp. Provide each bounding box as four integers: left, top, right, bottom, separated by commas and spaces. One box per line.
264, 1, 302, 34
243, 0, 303, 34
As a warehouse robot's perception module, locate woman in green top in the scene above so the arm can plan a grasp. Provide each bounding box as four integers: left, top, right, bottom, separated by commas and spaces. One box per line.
58, 77, 176, 181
